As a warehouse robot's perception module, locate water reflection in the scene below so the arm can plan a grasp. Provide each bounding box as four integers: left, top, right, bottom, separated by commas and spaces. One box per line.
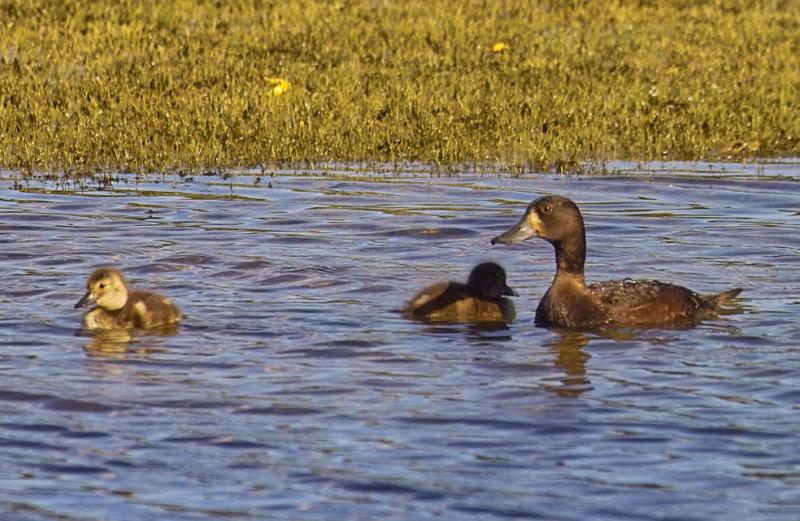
80, 327, 176, 359
544, 329, 592, 397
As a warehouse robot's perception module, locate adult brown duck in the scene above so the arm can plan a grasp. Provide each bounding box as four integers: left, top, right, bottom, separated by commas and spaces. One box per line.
403, 262, 517, 323
491, 195, 741, 329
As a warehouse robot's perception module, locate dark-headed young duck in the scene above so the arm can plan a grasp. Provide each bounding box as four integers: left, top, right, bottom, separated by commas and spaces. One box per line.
491, 195, 741, 329
403, 262, 517, 323
75, 268, 182, 330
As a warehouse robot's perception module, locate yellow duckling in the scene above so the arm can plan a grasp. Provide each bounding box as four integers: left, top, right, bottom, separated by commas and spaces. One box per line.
403, 262, 517, 323
75, 268, 182, 330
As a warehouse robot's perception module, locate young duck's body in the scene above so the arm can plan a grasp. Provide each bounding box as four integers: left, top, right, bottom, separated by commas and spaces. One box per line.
491, 195, 741, 329
404, 262, 517, 323
75, 268, 182, 330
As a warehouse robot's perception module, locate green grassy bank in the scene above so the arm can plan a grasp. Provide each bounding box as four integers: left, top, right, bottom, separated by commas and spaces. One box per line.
1, 0, 799, 175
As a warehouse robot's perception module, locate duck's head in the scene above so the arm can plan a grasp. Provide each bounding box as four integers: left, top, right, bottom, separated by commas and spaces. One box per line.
75, 268, 129, 311
491, 195, 584, 246
467, 262, 518, 298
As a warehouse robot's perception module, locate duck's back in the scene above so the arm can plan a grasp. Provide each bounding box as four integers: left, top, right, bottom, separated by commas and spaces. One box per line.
404, 282, 514, 323
590, 279, 739, 326
84, 290, 182, 329
128, 290, 182, 327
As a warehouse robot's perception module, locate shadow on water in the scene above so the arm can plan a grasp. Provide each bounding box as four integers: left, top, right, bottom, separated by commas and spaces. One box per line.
1, 162, 799, 520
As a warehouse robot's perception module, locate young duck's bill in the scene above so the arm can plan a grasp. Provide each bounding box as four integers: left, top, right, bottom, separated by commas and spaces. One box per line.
503, 284, 519, 297
74, 291, 96, 309
491, 212, 540, 245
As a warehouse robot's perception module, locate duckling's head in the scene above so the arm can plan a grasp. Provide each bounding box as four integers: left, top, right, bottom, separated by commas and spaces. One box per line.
491, 195, 584, 246
467, 262, 518, 298
75, 268, 129, 311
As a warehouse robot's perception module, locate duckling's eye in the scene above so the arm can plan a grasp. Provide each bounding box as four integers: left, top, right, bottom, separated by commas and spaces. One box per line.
542, 204, 552, 214
99, 283, 106, 289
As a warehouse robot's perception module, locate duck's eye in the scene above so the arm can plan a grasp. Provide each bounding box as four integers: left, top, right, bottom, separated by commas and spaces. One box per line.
99, 283, 106, 289
542, 204, 552, 214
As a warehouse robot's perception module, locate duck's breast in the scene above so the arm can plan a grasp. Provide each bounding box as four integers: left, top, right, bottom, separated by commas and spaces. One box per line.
83, 308, 118, 330
536, 282, 607, 329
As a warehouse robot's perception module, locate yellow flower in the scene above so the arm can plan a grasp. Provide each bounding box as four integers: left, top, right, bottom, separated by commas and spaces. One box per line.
492, 42, 508, 53
266, 78, 290, 96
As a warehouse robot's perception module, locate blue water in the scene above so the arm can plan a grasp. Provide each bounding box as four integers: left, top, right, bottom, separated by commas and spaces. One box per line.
1, 161, 798, 520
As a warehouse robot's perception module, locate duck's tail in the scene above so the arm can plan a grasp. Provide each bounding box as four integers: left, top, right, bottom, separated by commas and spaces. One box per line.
705, 288, 743, 308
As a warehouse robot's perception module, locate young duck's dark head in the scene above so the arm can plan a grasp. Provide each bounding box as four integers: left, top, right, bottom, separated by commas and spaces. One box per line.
466, 262, 518, 298
491, 196, 587, 275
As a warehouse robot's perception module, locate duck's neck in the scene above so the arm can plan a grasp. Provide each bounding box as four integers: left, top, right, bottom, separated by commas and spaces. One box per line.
551, 230, 586, 284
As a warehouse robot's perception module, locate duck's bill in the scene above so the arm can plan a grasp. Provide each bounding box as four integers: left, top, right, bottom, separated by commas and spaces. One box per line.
504, 284, 519, 297
491, 216, 537, 245
74, 291, 95, 309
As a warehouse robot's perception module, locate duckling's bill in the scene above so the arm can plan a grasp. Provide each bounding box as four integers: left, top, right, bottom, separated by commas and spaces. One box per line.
503, 283, 519, 297
74, 291, 95, 309
491, 211, 541, 245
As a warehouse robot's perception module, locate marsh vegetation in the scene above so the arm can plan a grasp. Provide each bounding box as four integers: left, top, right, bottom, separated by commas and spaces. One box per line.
1, 0, 798, 175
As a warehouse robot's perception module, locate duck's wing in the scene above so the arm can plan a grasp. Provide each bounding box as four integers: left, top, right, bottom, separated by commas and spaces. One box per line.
403, 282, 461, 316
404, 282, 511, 322
589, 279, 693, 307
588, 279, 706, 325
127, 290, 182, 327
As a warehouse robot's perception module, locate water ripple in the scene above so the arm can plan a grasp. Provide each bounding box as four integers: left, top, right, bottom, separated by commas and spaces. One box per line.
0, 163, 798, 520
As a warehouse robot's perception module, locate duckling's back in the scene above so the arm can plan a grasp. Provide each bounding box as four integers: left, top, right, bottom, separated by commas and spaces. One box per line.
404, 282, 515, 323
84, 290, 181, 330
127, 290, 182, 328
